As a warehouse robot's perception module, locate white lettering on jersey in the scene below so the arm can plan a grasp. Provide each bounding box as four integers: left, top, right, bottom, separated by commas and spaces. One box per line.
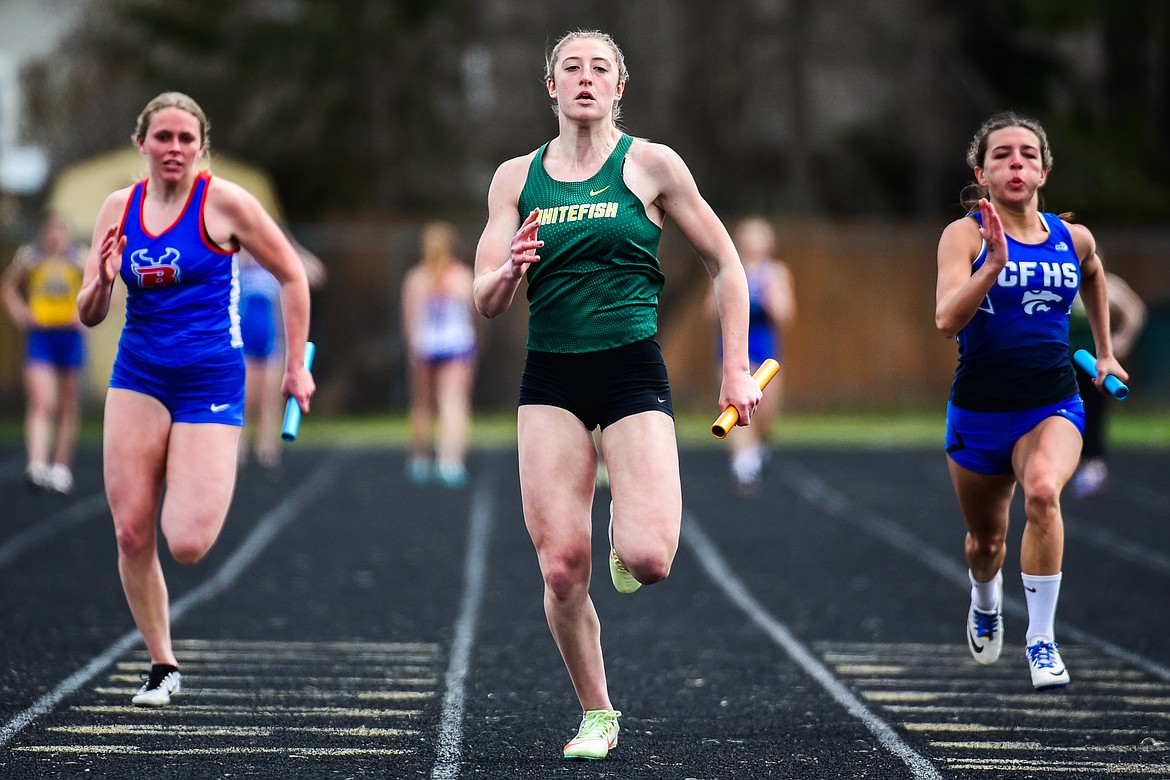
998, 260, 1078, 289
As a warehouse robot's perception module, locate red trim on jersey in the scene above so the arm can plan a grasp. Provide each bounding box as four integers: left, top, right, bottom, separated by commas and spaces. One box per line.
117, 183, 140, 238
136, 175, 202, 239
196, 173, 235, 256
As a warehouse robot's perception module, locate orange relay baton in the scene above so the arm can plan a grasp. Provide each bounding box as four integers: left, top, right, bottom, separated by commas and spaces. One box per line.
710, 358, 780, 439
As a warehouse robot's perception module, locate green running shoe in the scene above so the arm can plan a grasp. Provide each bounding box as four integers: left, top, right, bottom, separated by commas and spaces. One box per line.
563, 709, 621, 760
608, 502, 641, 594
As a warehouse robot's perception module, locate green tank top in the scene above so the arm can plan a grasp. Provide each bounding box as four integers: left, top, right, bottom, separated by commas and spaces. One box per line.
518, 133, 664, 353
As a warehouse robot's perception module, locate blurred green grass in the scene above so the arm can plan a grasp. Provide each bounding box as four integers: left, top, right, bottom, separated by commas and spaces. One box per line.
269, 408, 1170, 449
4, 409, 1166, 449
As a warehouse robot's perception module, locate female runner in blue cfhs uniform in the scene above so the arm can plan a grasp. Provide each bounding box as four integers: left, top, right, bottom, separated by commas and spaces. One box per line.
935, 111, 1127, 691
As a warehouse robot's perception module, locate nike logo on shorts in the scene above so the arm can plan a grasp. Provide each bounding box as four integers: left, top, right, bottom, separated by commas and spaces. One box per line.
210, 403, 231, 413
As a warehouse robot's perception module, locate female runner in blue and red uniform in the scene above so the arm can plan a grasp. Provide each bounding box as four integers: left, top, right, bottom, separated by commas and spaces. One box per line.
936, 111, 1126, 691
77, 92, 314, 708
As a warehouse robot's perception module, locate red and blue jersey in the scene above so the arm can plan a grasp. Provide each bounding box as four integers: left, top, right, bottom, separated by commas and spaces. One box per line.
117, 172, 241, 366
950, 212, 1080, 411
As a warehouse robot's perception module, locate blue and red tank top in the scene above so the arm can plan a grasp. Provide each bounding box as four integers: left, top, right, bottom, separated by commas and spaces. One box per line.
117, 172, 241, 366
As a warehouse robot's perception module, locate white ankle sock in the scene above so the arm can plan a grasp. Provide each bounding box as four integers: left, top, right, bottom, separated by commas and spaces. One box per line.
1022, 572, 1062, 645
969, 569, 1002, 613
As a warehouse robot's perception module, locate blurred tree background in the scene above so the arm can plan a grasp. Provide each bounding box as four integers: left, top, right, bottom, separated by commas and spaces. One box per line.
3, 0, 1169, 416
19, 0, 1170, 222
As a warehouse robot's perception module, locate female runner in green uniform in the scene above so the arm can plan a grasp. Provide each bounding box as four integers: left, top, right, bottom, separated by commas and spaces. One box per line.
474, 30, 760, 760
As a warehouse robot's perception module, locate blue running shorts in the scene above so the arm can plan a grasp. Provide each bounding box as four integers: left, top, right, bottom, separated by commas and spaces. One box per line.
27, 328, 85, 369
945, 395, 1085, 475
110, 346, 245, 425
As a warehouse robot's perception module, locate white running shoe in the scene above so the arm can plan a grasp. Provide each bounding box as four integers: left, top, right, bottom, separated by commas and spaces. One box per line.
132, 666, 182, 707
966, 605, 1003, 665
24, 462, 49, 491
46, 464, 73, 495
1026, 641, 1070, 690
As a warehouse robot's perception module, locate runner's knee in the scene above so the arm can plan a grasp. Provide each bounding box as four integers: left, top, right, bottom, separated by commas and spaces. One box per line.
542, 547, 591, 602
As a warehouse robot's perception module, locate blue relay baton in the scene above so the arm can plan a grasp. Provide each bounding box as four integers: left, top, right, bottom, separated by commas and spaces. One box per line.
1073, 348, 1129, 401
281, 341, 316, 442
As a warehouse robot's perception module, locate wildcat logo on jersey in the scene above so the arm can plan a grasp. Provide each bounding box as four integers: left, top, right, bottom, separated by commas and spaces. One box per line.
1022, 289, 1064, 315
130, 247, 181, 288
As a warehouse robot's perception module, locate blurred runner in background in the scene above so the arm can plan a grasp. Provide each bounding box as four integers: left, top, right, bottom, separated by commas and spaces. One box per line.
2, 211, 88, 494
402, 220, 477, 488
1067, 270, 1146, 498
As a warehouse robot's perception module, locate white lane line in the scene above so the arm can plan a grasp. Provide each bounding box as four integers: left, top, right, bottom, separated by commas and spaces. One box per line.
860, 690, 1150, 705
840, 677, 1168, 692
880, 704, 1167, 719
0, 492, 108, 567
779, 461, 1170, 682
906, 723, 1154, 736
119, 659, 439, 673
918, 458, 1170, 579
169, 638, 440, 653
48, 724, 418, 737
72, 704, 421, 718
945, 758, 1170, 775
91, 687, 435, 702
682, 512, 944, 780
933, 741, 1162, 753
13, 745, 412, 756
431, 477, 495, 780
0, 452, 345, 749
864, 689, 1170, 708
1063, 517, 1170, 577
106, 674, 437, 686
1115, 480, 1170, 517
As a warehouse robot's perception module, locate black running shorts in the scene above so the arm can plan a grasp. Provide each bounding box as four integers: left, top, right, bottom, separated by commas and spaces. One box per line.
519, 337, 673, 430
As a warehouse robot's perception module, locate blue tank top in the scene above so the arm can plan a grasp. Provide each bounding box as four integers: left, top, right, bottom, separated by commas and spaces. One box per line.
950, 212, 1080, 411
117, 173, 241, 367
745, 264, 778, 364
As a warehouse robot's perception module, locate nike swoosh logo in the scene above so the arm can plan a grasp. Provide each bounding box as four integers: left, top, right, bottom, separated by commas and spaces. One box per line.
210, 403, 231, 413
657, 397, 667, 403
589, 186, 610, 197
1024, 586, 1037, 592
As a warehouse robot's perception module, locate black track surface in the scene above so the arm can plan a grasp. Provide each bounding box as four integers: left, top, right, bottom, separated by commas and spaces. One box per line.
1, 441, 1167, 779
